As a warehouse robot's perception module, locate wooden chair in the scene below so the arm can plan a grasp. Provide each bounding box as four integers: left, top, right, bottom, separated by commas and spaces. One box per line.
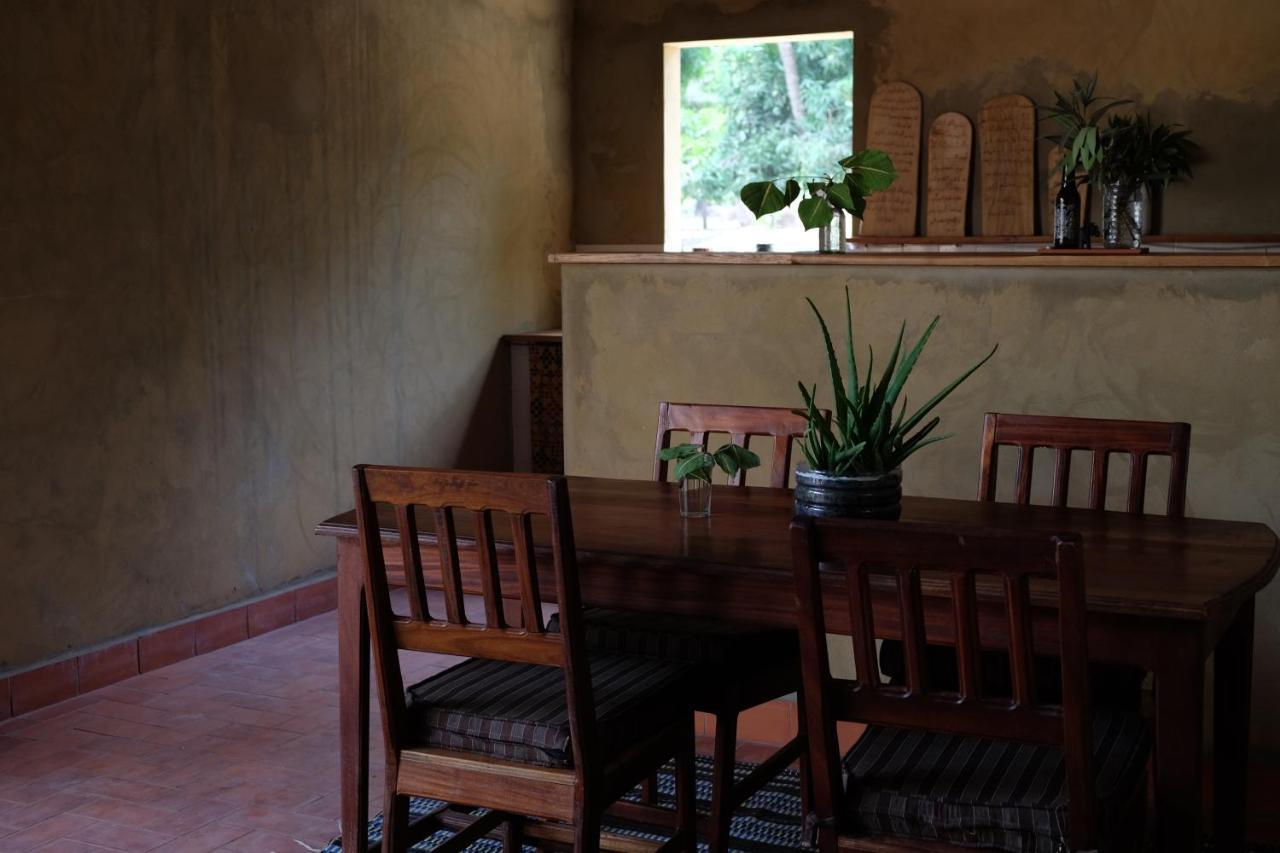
353, 465, 698, 853
791, 518, 1150, 852
560, 402, 816, 851
978, 412, 1191, 517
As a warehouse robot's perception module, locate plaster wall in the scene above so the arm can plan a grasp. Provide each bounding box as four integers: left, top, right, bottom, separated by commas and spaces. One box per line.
0, 0, 572, 669
561, 262, 1280, 745
573, 0, 1280, 243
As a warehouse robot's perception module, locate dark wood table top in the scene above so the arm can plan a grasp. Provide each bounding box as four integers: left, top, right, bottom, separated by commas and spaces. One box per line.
316, 476, 1278, 624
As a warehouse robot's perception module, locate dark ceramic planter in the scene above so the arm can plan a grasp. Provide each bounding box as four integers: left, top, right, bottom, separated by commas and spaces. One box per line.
794, 467, 902, 520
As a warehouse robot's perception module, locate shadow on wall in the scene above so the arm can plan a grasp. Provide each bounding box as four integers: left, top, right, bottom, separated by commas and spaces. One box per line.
454, 343, 515, 472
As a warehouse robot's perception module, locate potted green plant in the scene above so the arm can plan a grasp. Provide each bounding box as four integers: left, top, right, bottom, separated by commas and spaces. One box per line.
739, 149, 897, 253
793, 289, 997, 519
1040, 73, 1131, 242
657, 441, 760, 518
1097, 113, 1196, 248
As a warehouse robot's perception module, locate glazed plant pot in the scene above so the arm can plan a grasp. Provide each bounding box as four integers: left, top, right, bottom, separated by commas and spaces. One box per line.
794, 467, 902, 520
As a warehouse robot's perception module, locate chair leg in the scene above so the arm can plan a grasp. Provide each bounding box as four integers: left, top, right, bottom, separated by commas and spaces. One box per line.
674, 721, 698, 851
381, 764, 409, 853
505, 815, 524, 853
641, 772, 659, 805
572, 806, 602, 853
707, 710, 738, 853
794, 691, 813, 817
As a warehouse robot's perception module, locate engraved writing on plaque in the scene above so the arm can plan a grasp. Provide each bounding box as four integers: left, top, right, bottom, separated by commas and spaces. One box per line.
924, 112, 972, 237
860, 81, 921, 236
979, 94, 1036, 236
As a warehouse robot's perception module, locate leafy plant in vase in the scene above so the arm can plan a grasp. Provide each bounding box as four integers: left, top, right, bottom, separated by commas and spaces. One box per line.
739, 149, 897, 253
1097, 113, 1196, 248
793, 288, 997, 519
658, 442, 760, 518
1039, 73, 1131, 245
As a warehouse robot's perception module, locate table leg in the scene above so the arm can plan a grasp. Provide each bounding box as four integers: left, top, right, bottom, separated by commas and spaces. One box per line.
338, 539, 370, 853
1152, 624, 1205, 853
1213, 597, 1255, 853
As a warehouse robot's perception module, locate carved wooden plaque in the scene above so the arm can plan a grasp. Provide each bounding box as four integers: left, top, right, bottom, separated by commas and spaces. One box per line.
859, 81, 921, 236
979, 94, 1036, 236
924, 112, 972, 237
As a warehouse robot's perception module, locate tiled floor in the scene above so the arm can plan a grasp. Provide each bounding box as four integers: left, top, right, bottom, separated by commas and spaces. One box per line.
0, 596, 1276, 851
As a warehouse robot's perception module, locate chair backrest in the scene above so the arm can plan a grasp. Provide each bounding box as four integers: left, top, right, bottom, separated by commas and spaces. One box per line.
352, 466, 597, 766
790, 517, 1096, 849
653, 402, 815, 487
978, 412, 1191, 517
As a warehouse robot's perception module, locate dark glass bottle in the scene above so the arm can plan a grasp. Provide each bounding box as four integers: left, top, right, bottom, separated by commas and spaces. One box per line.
1053, 169, 1081, 249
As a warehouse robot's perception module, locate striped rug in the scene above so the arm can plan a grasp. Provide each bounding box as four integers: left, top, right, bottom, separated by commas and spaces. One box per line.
320, 755, 1273, 852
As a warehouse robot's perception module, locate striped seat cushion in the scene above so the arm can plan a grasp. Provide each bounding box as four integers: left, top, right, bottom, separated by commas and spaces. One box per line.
404, 654, 694, 768
843, 710, 1150, 853
547, 607, 798, 666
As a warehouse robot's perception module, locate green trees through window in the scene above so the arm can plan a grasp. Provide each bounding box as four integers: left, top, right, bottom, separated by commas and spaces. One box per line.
676, 35, 853, 251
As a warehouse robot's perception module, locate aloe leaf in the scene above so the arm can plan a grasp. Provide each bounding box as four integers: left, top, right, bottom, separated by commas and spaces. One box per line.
805, 298, 848, 431
843, 287, 859, 403
881, 315, 940, 420
892, 434, 954, 467
899, 343, 998, 436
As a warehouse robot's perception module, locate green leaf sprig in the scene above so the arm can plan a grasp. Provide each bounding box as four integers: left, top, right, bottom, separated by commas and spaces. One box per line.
796, 288, 997, 476
1039, 72, 1132, 182
739, 148, 897, 230
658, 442, 761, 483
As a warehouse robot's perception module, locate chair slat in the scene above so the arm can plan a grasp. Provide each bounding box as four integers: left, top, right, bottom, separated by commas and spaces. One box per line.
1005, 574, 1035, 707
1089, 450, 1109, 510
396, 504, 431, 621
1014, 446, 1035, 504
952, 572, 982, 701
1127, 452, 1148, 514
511, 513, 544, 633
847, 563, 881, 688
770, 433, 792, 489
1051, 449, 1071, 507
434, 508, 468, 625
898, 568, 928, 695
474, 510, 507, 629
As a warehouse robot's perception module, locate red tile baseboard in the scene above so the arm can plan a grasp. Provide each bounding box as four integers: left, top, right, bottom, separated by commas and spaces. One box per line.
0, 573, 337, 720
11, 659, 78, 716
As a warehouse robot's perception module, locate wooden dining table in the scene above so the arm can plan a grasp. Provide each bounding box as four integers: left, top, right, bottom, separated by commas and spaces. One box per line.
315, 476, 1278, 853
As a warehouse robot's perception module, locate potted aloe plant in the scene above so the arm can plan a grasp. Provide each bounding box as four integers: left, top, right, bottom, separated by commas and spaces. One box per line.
657, 441, 760, 518
739, 149, 897, 253
793, 289, 997, 519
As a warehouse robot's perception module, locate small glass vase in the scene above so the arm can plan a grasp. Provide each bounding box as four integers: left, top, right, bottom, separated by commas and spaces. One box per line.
679, 476, 712, 518
1103, 181, 1149, 249
817, 208, 846, 253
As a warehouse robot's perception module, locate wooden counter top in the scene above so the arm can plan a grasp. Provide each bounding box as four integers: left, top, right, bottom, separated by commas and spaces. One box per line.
550, 251, 1278, 269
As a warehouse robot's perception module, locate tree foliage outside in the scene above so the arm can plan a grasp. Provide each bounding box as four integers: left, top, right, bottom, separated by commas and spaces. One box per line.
678, 37, 853, 249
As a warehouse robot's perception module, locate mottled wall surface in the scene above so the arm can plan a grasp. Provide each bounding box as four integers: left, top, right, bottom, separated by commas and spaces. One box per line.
0, 0, 571, 669
562, 262, 1280, 745
574, 0, 1280, 243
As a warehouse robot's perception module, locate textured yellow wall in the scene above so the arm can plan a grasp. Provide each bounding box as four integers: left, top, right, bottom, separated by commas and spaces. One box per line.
0, 0, 572, 669
561, 261, 1280, 744
573, 0, 1280, 242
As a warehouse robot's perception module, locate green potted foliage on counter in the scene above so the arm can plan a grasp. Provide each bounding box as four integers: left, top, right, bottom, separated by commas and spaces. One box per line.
793, 288, 997, 519
1097, 112, 1196, 248
739, 149, 897, 253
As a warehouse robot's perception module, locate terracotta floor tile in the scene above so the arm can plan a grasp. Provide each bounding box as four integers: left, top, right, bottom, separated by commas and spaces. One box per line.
151, 822, 252, 853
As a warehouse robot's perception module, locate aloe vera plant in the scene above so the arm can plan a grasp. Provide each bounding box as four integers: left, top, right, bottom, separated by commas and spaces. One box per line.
796, 289, 997, 475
